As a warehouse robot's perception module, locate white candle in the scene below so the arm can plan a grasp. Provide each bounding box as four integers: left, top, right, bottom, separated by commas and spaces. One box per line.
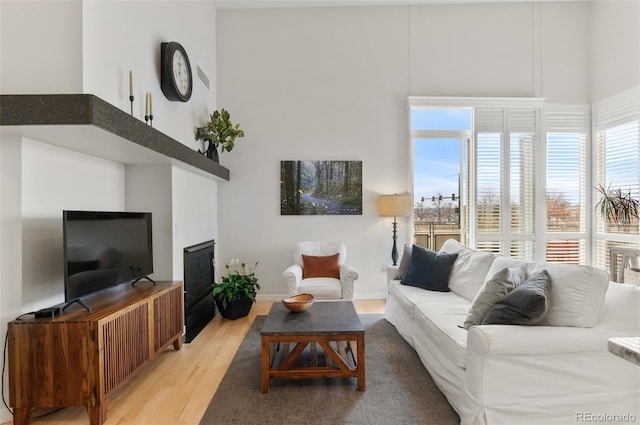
145, 92, 149, 116
149, 92, 153, 115
129, 70, 133, 97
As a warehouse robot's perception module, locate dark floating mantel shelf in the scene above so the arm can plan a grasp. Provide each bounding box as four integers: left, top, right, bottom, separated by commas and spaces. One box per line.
0, 94, 229, 181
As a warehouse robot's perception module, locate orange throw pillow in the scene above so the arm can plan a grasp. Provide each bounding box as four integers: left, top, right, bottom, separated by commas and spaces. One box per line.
302, 253, 340, 279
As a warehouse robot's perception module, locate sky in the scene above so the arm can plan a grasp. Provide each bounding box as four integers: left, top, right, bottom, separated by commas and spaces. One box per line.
414, 139, 461, 205
412, 109, 470, 207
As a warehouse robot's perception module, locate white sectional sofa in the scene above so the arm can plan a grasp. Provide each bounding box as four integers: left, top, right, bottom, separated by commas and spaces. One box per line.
384, 239, 640, 425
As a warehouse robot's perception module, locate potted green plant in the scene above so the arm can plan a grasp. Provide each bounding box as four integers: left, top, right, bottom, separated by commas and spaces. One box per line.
195, 109, 245, 163
594, 182, 639, 228
212, 258, 260, 320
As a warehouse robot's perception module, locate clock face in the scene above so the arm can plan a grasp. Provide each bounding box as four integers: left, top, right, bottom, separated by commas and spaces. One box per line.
160, 41, 192, 102
172, 50, 190, 96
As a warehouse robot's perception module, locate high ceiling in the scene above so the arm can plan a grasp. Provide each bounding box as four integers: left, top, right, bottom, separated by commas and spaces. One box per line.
213, 0, 585, 10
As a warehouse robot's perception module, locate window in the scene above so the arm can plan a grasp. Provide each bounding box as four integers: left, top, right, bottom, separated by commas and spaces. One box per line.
476, 130, 502, 252
475, 107, 539, 260
409, 98, 543, 259
593, 87, 640, 275
545, 106, 589, 264
410, 107, 471, 251
409, 91, 638, 270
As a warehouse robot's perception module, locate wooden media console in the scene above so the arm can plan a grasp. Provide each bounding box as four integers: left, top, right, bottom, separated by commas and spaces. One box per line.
7, 281, 184, 425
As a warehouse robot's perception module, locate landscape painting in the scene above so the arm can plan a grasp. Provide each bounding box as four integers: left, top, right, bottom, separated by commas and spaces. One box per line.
280, 160, 362, 215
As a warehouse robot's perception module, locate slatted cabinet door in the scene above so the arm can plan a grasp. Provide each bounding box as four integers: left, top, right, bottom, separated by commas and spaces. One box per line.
100, 303, 150, 396
152, 284, 184, 353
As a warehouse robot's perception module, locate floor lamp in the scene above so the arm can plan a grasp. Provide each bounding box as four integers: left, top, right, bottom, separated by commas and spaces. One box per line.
378, 194, 412, 266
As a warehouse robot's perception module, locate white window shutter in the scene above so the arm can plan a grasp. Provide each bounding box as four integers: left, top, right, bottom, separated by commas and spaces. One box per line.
545, 105, 589, 264
593, 86, 640, 273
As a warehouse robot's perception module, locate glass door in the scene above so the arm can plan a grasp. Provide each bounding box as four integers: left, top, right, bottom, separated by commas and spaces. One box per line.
413, 137, 469, 250
410, 107, 472, 251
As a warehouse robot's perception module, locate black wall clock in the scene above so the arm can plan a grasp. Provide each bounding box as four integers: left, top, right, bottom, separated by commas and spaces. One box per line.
160, 41, 193, 102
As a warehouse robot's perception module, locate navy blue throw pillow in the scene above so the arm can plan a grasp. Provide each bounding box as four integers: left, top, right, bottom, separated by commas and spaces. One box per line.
401, 244, 458, 292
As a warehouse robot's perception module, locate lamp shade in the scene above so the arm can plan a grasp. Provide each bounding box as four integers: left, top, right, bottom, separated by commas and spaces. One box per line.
378, 194, 412, 217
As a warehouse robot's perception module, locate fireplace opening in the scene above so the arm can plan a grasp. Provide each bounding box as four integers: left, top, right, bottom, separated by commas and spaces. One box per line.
183, 240, 216, 343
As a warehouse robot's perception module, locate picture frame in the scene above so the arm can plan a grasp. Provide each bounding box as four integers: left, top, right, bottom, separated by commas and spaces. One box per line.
280, 160, 362, 215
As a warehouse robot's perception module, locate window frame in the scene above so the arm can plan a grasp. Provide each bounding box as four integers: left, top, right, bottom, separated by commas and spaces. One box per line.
592, 86, 640, 274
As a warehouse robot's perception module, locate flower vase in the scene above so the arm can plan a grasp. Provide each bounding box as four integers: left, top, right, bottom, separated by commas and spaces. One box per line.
206, 144, 219, 163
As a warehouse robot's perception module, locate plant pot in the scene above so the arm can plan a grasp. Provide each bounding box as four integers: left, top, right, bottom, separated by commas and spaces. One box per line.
215, 296, 253, 320
206, 144, 219, 163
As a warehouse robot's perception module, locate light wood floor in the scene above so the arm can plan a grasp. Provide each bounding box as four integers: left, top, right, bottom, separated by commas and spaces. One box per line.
3, 300, 385, 425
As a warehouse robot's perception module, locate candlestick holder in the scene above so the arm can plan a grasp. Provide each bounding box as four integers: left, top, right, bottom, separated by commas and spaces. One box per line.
149, 115, 154, 127
129, 96, 134, 116
144, 115, 149, 125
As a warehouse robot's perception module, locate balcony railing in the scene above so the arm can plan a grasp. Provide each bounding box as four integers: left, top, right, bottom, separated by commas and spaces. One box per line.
413, 222, 460, 251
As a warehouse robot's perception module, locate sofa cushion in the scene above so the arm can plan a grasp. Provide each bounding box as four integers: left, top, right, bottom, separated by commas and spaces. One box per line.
414, 300, 470, 369
402, 244, 458, 291
391, 282, 471, 319
464, 265, 527, 329
299, 277, 342, 299
302, 253, 340, 279
484, 255, 531, 283
531, 263, 609, 327
482, 270, 552, 326
439, 239, 497, 301
598, 282, 640, 329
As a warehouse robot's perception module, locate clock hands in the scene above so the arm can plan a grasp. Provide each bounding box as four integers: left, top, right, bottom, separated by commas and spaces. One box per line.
161, 41, 192, 102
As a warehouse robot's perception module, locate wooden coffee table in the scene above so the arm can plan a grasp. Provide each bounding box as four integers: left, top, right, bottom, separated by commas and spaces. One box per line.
260, 301, 365, 393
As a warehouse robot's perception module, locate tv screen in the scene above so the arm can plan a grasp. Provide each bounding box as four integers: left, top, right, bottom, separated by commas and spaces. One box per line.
63, 211, 153, 306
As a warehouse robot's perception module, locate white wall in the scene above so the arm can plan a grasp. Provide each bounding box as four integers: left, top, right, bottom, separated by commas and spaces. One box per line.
410, 1, 590, 101
171, 167, 218, 281
410, 3, 536, 97
0, 0, 83, 94
125, 165, 174, 281
0, 135, 22, 327
590, 0, 640, 102
541, 1, 591, 103
119, 164, 220, 283
215, 2, 595, 299
216, 6, 413, 299
0, 134, 21, 425
21, 140, 126, 311
82, 0, 217, 149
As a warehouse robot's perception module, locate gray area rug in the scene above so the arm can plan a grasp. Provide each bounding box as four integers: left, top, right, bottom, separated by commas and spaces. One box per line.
199, 314, 460, 425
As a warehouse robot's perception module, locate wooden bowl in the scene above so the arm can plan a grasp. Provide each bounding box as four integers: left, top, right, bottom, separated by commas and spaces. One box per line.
282, 293, 315, 312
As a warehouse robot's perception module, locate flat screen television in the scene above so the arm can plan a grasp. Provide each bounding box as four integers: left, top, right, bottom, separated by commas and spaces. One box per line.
63, 210, 154, 311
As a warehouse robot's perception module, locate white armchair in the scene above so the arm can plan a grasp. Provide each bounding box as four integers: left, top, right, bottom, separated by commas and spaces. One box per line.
283, 242, 358, 300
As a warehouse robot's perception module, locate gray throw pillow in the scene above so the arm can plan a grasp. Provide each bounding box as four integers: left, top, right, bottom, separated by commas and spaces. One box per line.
463, 265, 527, 329
482, 270, 552, 326
396, 244, 412, 279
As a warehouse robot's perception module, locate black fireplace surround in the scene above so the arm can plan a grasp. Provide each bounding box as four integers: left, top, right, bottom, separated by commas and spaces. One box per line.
183, 240, 216, 342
